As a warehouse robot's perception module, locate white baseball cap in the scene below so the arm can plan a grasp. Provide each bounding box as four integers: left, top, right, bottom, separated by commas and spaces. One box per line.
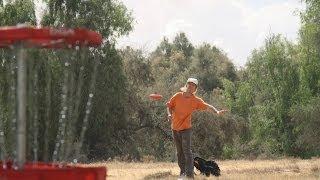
180, 78, 198, 92
187, 78, 198, 86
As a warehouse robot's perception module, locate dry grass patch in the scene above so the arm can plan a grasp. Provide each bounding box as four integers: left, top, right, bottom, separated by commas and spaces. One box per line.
87, 158, 320, 179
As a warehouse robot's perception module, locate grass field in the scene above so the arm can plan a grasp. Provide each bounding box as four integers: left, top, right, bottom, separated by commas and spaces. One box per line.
87, 158, 320, 179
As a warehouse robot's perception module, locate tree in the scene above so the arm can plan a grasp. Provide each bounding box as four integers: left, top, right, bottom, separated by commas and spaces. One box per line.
39, 0, 134, 161
244, 35, 299, 156
1, 0, 134, 161
299, 0, 320, 97
0, 0, 36, 26
190, 43, 236, 91
290, 97, 320, 158
42, 0, 133, 41
172, 32, 194, 58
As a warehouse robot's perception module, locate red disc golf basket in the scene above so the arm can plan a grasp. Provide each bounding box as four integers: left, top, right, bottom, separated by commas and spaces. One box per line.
0, 26, 106, 180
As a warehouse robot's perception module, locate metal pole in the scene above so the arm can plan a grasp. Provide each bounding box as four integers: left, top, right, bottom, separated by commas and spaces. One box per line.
16, 46, 27, 169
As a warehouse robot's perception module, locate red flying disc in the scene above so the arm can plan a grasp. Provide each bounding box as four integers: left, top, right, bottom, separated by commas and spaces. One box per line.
149, 93, 163, 101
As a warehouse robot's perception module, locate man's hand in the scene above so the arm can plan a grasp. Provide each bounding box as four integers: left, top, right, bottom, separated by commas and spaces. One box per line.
217, 109, 228, 115
167, 107, 173, 122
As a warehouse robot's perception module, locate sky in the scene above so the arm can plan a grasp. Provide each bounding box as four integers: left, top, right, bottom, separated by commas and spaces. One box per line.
117, 0, 305, 68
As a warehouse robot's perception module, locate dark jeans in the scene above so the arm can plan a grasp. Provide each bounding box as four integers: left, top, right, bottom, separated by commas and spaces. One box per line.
172, 128, 193, 177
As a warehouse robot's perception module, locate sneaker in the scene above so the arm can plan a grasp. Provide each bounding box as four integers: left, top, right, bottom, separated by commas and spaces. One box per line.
178, 174, 185, 180
180, 171, 185, 176
186, 174, 194, 179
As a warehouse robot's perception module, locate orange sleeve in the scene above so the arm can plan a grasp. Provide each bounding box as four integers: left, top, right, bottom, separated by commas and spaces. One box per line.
166, 92, 179, 109
196, 97, 208, 111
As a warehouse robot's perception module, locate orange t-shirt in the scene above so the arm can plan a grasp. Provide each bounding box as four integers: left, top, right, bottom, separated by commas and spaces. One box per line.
166, 92, 208, 131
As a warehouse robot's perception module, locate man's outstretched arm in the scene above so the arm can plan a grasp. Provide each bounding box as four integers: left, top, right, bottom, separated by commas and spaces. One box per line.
206, 103, 227, 115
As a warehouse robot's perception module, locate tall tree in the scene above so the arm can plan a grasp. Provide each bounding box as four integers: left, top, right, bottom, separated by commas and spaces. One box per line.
299, 0, 320, 97
244, 35, 299, 155
41, 0, 134, 160
172, 32, 194, 58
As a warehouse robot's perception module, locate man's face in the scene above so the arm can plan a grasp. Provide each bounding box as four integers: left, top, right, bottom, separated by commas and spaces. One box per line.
186, 82, 197, 93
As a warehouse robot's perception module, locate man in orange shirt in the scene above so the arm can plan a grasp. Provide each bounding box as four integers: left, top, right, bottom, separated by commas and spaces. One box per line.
166, 78, 227, 178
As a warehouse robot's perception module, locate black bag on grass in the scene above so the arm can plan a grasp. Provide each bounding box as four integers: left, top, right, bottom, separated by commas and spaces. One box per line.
194, 156, 221, 177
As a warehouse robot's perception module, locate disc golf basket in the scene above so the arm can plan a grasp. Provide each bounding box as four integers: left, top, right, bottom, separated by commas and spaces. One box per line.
0, 26, 106, 180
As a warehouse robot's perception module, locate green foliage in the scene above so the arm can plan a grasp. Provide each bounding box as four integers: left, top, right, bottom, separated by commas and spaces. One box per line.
219, 0, 320, 158
172, 32, 194, 58
0, 0, 36, 26
41, 0, 134, 161
191, 44, 237, 91
290, 97, 320, 158
42, 0, 133, 41
299, 0, 320, 97
243, 35, 300, 156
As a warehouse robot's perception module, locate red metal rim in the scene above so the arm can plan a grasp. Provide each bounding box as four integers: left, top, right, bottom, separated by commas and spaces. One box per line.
0, 161, 106, 180
0, 26, 102, 48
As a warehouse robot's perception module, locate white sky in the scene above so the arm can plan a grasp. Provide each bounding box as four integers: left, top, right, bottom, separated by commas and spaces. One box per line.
117, 0, 305, 68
